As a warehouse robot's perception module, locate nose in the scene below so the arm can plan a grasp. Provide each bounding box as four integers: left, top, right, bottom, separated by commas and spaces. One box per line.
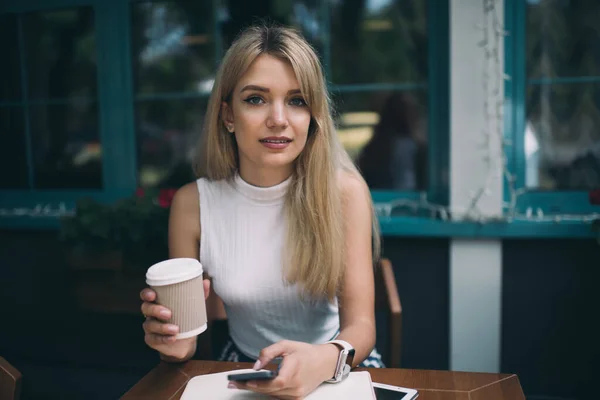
266, 102, 289, 130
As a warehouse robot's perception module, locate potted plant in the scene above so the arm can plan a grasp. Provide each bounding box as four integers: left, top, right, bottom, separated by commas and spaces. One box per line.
59, 188, 175, 314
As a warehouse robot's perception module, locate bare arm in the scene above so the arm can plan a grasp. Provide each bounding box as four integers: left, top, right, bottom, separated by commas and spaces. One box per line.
164, 182, 202, 362
168, 182, 201, 260
141, 182, 207, 363
333, 172, 377, 366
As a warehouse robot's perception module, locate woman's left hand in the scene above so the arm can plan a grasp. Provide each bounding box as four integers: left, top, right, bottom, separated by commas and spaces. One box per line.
229, 340, 340, 399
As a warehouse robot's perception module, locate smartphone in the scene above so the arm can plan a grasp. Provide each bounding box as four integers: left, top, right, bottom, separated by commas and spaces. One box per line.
227, 369, 278, 382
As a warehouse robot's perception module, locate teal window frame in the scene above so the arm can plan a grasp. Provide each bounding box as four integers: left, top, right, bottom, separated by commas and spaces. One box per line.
0, 0, 450, 235
501, 0, 597, 238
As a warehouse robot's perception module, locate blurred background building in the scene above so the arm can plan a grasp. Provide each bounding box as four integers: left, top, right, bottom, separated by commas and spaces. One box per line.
1, 0, 599, 399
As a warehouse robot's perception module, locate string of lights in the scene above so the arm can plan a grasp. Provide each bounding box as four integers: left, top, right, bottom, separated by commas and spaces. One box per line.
0, 203, 73, 218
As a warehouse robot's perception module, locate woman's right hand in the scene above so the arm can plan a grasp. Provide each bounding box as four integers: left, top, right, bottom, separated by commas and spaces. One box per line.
140, 279, 211, 360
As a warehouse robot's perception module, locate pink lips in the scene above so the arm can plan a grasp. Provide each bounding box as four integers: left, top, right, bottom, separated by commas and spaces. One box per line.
259, 136, 292, 150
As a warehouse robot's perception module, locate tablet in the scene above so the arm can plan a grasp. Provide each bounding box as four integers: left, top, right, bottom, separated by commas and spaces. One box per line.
372, 382, 419, 400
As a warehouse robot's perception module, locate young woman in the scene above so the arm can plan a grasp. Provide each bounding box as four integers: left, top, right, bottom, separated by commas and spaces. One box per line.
140, 24, 383, 399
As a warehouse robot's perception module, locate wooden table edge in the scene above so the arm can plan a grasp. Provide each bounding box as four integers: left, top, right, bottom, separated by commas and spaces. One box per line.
121, 361, 524, 399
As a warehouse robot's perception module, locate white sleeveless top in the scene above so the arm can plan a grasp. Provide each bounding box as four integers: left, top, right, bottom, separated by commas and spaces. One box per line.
196, 174, 340, 359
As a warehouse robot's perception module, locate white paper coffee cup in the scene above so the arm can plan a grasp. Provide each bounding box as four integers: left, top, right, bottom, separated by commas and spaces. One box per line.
146, 258, 207, 339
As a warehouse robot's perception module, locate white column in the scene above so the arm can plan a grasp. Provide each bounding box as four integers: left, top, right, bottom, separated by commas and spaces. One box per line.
449, 0, 504, 373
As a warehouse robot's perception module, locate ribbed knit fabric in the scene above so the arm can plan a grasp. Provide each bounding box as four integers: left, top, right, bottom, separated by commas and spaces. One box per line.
196, 174, 340, 359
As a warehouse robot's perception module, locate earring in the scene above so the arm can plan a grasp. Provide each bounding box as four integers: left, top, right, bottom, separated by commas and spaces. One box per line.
226, 124, 234, 133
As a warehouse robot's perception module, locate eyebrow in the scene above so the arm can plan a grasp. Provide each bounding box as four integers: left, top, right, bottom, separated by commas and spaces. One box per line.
240, 85, 302, 95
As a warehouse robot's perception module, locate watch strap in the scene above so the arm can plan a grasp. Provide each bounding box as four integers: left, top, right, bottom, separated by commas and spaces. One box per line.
324, 340, 355, 383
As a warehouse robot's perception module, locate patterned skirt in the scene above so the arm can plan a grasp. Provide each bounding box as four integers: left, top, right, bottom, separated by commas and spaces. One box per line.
217, 338, 385, 369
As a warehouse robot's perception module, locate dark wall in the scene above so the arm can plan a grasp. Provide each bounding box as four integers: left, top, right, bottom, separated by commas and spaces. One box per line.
1, 230, 67, 312
502, 239, 600, 400
381, 237, 450, 370
0, 230, 158, 399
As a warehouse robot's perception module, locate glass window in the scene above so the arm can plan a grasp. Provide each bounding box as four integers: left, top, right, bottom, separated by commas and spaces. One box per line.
0, 108, 28, 189
0, 7, 102, 190
525, 0, 600, 190
218, 0, 324, 52
335, 89, 428, 191
23, 8, 97, 100
330, 0, 429, 191
0, 14, 22, 102
330, 0, 427, 85
131, 0, 218, 188
29, 100, 101, 189
135, 99, 206, 187
131, 1, 216, 95
0, 14, 29, 189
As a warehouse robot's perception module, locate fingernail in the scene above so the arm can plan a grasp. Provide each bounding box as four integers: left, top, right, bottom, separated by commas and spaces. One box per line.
167, 325, 178, 334
160, 309, 170, 318
253, 360, 262, 370
227, 382, 236, 389
247, 381, 257, 388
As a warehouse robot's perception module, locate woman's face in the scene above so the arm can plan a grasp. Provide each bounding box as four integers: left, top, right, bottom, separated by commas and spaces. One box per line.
221, 54, 311, 179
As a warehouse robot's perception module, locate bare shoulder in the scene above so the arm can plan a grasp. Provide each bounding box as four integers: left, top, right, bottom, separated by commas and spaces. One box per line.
337, 169, 370, 204
169, 181, 201, 241
171, 181, 200, 213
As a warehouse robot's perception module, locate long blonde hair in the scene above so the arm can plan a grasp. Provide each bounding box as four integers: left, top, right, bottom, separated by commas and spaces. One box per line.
194, 24, 380, 301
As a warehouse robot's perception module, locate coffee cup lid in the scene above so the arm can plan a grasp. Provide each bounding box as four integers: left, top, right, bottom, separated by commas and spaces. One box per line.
146, 258, 203, 286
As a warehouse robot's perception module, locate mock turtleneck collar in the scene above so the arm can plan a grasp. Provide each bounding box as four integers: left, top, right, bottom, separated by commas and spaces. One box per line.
232, 172, 291, 204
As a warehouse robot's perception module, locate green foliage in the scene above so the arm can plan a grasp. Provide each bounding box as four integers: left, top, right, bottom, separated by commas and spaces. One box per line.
59, 191, 171, 271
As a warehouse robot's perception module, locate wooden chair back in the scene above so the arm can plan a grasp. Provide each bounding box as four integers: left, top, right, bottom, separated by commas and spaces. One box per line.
374, 258, 403, 368
0, 356, 22, 400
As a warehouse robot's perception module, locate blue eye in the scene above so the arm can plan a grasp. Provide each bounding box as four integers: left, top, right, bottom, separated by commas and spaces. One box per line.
290, 97, 307, 107
244, 96, 264, 105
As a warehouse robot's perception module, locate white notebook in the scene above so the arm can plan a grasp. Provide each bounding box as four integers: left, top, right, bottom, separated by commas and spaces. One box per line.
180, 369, 376, 400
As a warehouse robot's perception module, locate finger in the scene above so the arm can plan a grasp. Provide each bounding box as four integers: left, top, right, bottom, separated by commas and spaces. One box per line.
141, 302, 172, 321
203, 279, 211, 300
140, 288, 156, 302
143, 319, 179, 335
255, 340, 294, 370
145, 332, 177, 346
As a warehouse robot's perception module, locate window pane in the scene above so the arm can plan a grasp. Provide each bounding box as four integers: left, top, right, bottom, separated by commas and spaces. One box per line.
330, 0, 428, 85
136, 99, 207, 188
131, 0, 324, 96
131, 1, 217, 95
527, 1, 600, 79
23, 8, 97, 100
0, 107, 29, 188
30, 101, 102, 189
219, 0, 324, 53
0, 14, 22, 102
334, 90, 428, 190
525, 83, 600, 190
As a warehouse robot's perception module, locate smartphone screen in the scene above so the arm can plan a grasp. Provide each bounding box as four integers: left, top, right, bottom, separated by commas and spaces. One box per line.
373, 386, 413, 399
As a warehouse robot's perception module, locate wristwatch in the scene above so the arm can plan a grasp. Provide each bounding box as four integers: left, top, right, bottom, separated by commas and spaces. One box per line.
324, 340, 355, 383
